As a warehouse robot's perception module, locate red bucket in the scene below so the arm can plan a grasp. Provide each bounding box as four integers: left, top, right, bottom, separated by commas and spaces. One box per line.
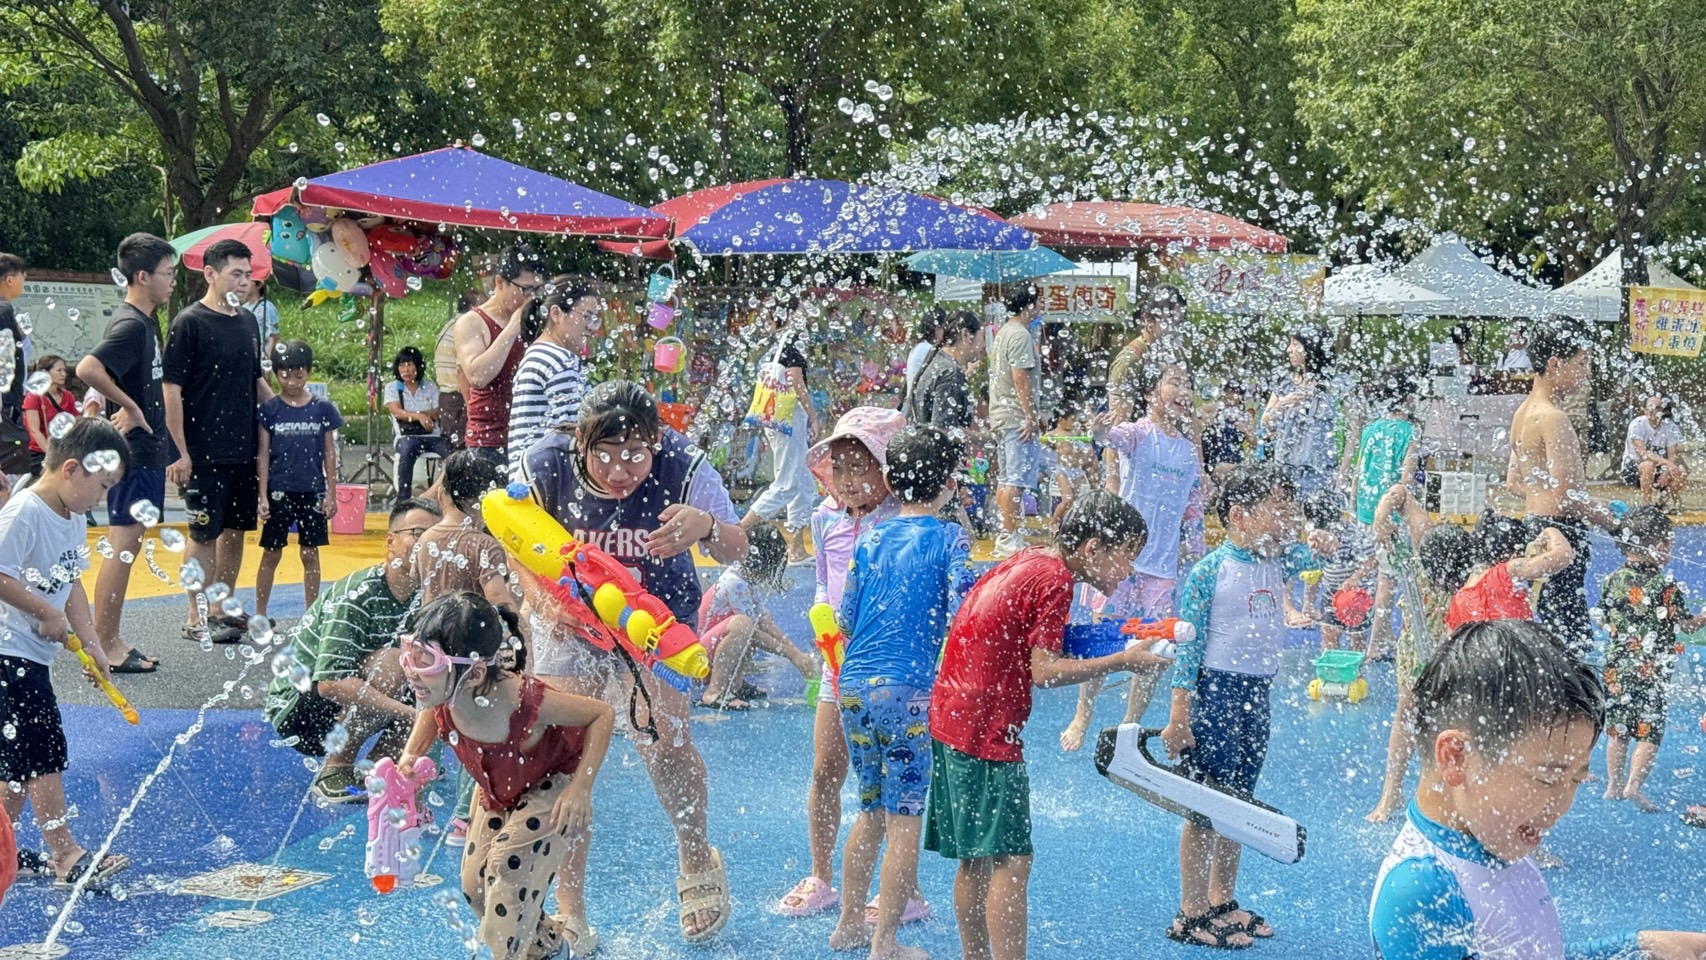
658, 402, 696, 433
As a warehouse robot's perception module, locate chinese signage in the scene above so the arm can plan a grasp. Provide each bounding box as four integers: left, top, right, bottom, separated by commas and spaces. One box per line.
1037, 275, 1130, 322
12, 278, 126, 362
1169, 253, 1326, 316
1628, 286, 1705, 357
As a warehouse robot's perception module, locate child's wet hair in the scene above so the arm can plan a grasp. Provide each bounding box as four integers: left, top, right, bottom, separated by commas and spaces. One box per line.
1133, 354, 1189, 418
1413, 619, 1604, 755
411, 591, 526, 690
1618, 505, 1672, 552
1473, 511, 1530, 567
1370, 365, 1417, 411
741, 525, 789, 590
1527, 315, 1593, 374
577, 380, 661, 449
884, 424, 962, 504
1212, 463, 1295, 527
1418, 524, 1477, 593
442, 449, 507, 515
1058, 489, 1147, 554
46, 417, 130, 473
1301, 490, 1346, 530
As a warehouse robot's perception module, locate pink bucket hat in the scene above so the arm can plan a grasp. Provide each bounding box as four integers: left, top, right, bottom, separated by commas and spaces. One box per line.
806, 406, 907, 491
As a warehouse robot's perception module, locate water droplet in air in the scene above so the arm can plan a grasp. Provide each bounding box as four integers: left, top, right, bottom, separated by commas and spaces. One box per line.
206, 582, 232, 603
66, 308, 79, 322
471, 133, 487, 147
179, 559, 205, 591
118, 550, 135, 564
129, 500, 161, 526
249, 615, 274, 644
24, 371, 50, 395
316, 113, 331, 126
160, 528, 185, 551
405, 276, 422, 291
96, 537, 114, 559
111, 268, 128, 288
48, 413, 75, 439
220, 596, 244, 618
225, 292, 240, 308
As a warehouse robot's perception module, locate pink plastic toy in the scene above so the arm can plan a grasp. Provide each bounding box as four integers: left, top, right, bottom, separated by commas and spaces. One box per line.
364, 755, 437, 893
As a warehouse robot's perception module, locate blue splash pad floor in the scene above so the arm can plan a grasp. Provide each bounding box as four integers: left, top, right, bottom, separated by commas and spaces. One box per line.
7, 528, 1706, 957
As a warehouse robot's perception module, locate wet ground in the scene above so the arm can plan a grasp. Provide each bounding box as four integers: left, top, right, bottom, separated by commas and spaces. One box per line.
5, 527, 1706, 957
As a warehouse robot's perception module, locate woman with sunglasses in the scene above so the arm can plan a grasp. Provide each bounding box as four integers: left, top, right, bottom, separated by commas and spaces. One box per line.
397, 591, 614, 960
506, 277, 600, 476
453, 243, 547, 461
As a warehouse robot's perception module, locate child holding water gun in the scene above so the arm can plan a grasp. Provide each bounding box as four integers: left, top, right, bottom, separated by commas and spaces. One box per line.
697, 524, 818, 710
1440, 511, 1576, 635
1162, 463, 1334, 949
777, 406, 903, 919
1599, 507, 1706, 812
1370, 620, 1706, 960
0, 419, 131, 890
828, 424, 977, 960
398, 592, 614, 960
1062, 355, 1204, 752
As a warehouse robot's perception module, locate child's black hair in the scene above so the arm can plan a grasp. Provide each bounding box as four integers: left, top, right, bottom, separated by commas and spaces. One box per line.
884, 424, 962, 505
576, 380, 661, 448
1005, 285, 1039, 317
741, 525, 788, 591
1212, 462, 1296, 527
1371, 364, 1418, 412
389, 496, 443, 526
46, 417, 130, 473
1473, 511, 1530, 567
1301, 490, 1346, 530
270, 339, 313, 372
442, 448, 506, 516
1132, 353, 1189, 419
1618, 505, 1672, 553
116, 233, 174, 287
1527, 315, 1593, 376
1058, 489, 1148, 554
1418, 524, 1477, 594
1413, 619, 1604, 754
411, 590, 526, 694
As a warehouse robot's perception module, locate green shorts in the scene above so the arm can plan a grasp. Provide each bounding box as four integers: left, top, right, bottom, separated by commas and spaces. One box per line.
923, 740, 1032, 860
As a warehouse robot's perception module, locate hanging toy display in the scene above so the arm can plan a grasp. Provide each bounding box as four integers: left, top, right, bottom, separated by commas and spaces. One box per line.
268, 205, 312, 265
329, 217, 372, 268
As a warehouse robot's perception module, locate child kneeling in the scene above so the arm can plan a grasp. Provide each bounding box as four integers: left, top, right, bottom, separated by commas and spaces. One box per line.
1371, 619, 1706, 959
399, 592, 615, 960
697, 524, 818, 710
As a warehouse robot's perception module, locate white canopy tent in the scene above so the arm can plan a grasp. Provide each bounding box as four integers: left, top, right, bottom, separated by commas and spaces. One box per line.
1323, 264, 1451, 316
1548, 249, 1701, 323
1327, 234, 1552, 318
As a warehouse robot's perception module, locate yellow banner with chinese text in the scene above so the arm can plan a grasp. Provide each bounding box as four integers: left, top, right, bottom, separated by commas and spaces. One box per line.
1628, 287, 1705, 357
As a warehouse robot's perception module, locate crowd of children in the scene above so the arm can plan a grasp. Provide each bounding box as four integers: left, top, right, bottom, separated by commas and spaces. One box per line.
9, 249, 1706, 960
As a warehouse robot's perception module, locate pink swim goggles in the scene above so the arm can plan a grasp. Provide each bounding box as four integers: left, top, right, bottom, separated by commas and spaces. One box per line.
399, 634, 490, 678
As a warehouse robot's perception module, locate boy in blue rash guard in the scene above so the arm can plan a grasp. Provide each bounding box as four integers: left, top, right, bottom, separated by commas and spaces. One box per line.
1370, 619, 1706, 960
1161, 462, 1336, 949
829, 424, 978, 960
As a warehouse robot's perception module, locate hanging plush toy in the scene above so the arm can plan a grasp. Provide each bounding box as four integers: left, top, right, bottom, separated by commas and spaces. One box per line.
366, 223, 425, 256
269, 205, 312, 265
311, 236, 361, 293
368, 248, 411, 298
330, 217, 372, 268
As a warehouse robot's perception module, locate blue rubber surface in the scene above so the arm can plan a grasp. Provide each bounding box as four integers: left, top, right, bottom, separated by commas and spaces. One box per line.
6, 529, 1706, 957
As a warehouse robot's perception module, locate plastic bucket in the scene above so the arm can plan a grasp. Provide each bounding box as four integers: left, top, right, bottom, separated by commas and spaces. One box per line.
332, 484, 368, 534
653, 336, 686, 373
657, 401, 696, 432
646, 300, 676, 331
646, 264, 677, 302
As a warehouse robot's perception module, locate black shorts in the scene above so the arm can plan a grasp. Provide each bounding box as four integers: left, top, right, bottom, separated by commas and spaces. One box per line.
108, 467, 167, 528
183, 462, 259, 542
0, 655, 68, 782
273, 691, 343, 757
1621, 461, 1643, 487
260, 490, 330, 550
1527, 515, 1593, 658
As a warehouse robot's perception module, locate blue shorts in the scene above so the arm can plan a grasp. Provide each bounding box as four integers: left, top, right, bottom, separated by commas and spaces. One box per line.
107, 466, 165, 528
839, 679, 933, 816
996, 429, 1040, 489
1184, 668, 1272, 798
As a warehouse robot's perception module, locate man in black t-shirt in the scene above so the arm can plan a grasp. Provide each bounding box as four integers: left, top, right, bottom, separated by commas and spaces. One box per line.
0, 253, 28, 427
162, 239, 271, 644
77, 233, 179, 672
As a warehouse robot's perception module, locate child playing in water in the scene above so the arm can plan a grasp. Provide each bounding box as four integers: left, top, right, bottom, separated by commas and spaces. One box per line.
398, 592, 614, 960
829, 424, 977, 960
1346, 366, 1419, 658
1442, 512, 1575, 634
0, 419, 130, 890
777, 407, 903, 919
1600, 507, 1706, 811
1369, 619, 1706, 960
1044, 410, 1096, 524
1062, 357, 1204, 752
1303, 491, 1378, 652
926, 489, 1169, 960
696, 524, 818, 710
1162, 463, 1334, 949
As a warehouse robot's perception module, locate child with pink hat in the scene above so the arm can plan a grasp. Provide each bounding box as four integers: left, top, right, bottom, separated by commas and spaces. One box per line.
776, 407, 909, 920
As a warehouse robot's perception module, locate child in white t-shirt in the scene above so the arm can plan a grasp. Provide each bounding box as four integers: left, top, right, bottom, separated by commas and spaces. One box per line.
0, 419, 130, 890
696, 525, 818, 710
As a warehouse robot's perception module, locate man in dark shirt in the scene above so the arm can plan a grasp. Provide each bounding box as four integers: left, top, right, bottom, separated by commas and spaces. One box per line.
0, 253, 27, 426
162, 239, 272, 643
77, 233, 178, 672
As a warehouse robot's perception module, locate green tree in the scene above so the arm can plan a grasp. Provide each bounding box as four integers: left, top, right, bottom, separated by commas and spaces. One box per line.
1293, 0, 1706, 280
0, 0, 405, 231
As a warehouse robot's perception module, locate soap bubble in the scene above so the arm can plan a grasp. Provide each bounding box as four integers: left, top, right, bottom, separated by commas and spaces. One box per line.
95, 536, 114, 559
220, 596, 244, 618
206, 582, 232, 603
129, 500, 161, 527
24, 371, 50, 395
111, 268, 129, 288
48, 413, 76, 439
249, 615, 274, 644
179, 559, 205, 591
159, 528, 186, 551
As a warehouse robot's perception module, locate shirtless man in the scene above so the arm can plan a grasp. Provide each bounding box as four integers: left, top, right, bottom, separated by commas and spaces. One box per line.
1506, 315, 1620, 658
452, 244, 545, 463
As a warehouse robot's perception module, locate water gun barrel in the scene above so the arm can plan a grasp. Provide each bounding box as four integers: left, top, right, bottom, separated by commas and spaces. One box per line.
808, 603, 845, 686
364, 755, 436, 893
66, 634, 139, 725
1063, 617, 1189, 660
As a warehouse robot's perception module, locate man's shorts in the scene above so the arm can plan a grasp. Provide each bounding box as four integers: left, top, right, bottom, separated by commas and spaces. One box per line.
0, 655, 68, 782
107, 466, 166, 528
1185, 667, 1272, 798
996, 428, 1041, 489
261, 490, 330, 550
839, 680, 933, 816
184, 462, 259, 542
923, 740, 1032, 859
272, 690, 344, 758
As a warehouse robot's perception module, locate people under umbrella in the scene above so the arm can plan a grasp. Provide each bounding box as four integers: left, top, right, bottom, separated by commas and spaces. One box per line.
5, 229, 1706, 960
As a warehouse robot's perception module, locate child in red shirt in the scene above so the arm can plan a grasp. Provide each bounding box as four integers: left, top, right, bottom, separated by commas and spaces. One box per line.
925, 489, 1170, 960
1439, 512, 1575, 633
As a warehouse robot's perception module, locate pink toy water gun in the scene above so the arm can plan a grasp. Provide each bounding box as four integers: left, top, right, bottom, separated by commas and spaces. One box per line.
364, 755, 437, 893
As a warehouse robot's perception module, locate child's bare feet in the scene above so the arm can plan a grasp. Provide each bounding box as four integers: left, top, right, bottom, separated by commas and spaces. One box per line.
1060, 716, 1090, 752
1625, 790, 1660, 813
1603, 784, 1624, 802
829, 921, 873, 951
869, 944, 929, 960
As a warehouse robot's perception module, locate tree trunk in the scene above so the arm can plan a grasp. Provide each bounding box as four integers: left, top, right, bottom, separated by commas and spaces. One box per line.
776, 84, 810, 177
712, 75, 733, 182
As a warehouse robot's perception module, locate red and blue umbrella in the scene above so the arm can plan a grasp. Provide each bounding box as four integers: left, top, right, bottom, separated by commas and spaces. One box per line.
602, 179, 1036, 258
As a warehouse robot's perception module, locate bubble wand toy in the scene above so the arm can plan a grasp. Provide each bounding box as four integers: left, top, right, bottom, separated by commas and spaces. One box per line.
66, 632, 138, 725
